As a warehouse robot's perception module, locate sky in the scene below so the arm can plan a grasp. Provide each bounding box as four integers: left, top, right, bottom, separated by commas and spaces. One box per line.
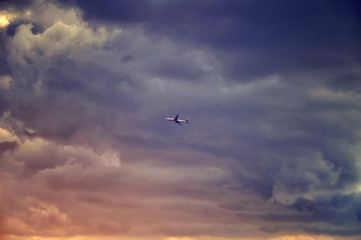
0, 0, 361, 239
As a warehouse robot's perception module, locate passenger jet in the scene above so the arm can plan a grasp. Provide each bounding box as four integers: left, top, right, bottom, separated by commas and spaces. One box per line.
166, 114, 189, 125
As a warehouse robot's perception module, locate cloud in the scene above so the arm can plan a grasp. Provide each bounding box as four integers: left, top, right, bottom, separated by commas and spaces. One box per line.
0, 74, 12, 89
67, 0, 361, 80
1, 0, 361, 240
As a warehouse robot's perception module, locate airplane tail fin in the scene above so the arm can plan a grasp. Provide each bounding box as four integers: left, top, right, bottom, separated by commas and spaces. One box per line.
186, 119, 190, 124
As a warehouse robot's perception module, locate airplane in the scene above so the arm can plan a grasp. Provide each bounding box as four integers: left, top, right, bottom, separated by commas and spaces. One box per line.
166, 114, 189, 126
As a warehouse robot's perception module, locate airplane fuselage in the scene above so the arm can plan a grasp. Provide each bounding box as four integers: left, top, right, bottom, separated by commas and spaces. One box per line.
166, 114, 189, 125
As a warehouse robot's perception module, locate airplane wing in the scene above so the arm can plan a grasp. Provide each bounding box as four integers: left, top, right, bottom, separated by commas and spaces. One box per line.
174, 114, 179, 121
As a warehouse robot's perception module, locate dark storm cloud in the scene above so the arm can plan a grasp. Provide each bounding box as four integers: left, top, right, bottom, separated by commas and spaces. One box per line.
0, 44, 9, 75
0, 0, 36, 10
66, 0, 361, 80
0, 141, 18, 153
6, 55, 141, 139
329, 72, 361, 93
72, 0, 152, 24
255, 193, 361, 236
289, 194, 361, 225
0, 89, 8, 112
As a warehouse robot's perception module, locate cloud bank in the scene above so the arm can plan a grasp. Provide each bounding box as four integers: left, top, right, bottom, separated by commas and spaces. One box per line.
0, 0, 361, 239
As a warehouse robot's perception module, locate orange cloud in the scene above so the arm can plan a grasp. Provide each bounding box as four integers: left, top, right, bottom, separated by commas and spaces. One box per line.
268, 235, 335, 240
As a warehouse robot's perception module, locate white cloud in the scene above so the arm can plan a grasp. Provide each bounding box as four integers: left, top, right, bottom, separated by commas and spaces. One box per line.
7, 20, 120, 68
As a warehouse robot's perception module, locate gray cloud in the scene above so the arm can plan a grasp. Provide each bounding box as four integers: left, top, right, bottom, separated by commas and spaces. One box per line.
0, 140, 17, 153
65, 0, 361, 81
0, 0, 36, 10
